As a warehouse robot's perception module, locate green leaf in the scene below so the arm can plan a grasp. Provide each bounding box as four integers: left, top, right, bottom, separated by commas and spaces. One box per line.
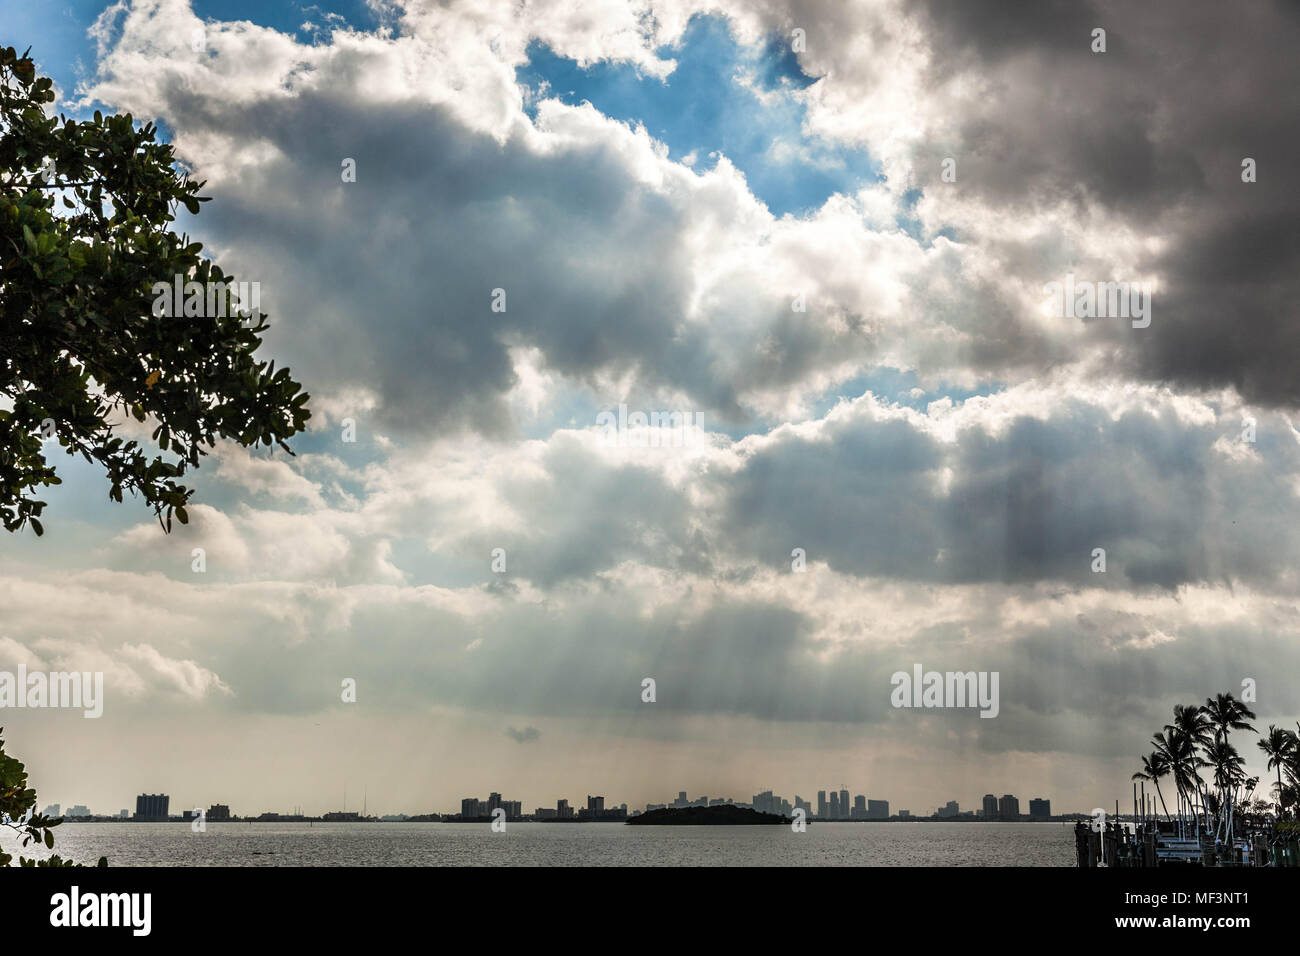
0, 50, 308, 535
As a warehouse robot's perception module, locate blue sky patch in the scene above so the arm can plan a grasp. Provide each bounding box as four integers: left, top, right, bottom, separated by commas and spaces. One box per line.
516, 14, 880, 218
13, 0, 374, 104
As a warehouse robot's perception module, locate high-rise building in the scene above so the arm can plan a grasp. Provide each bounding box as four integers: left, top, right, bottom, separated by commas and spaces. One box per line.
982, 794, 998, 820
998, 794, 1019, 821
66, 804, 91, 818
461, 793, 523, 819
817, 790, 828, 819
867, 799, 889, 819
1028, 798, 1050, 819
839, 789, 850, 819
207, 803, 231, 821
134, 794, 168, 821
557, 799, 572, 819
42, 803, 60, 817
937, 800, 959, 818
577, 795, 623, 821
852, 794, 867, 819
829, 792, 840, 820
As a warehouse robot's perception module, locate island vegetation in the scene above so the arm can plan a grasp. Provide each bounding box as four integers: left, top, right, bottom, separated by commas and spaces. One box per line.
627, 805, 792, 826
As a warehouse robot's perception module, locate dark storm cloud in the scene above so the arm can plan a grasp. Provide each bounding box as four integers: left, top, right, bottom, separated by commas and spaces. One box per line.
910, 0, 1300, 406
920, 0, 1102, 61
720, 399, 1300, 589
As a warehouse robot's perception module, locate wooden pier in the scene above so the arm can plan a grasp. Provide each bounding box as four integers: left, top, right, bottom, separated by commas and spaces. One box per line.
1074, 820, 1300, 867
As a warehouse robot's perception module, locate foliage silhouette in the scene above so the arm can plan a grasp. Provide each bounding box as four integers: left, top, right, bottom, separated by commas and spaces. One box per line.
0, 728, 106, 866
0, 45, 309, 535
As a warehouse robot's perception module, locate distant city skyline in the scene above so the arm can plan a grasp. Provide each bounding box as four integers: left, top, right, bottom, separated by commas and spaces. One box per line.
41, 787, 1060, 822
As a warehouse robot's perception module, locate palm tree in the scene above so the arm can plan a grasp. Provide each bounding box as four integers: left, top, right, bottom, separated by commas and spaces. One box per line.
1141, 697, 1272, 844
1241, 775, 1259, 812
1170, 703, 1213, 747
1279, 724, 1300, 819
1203, 693, 1256, 739
1132, 751, 1171, 821
1257, 724, 1296, 816
1165, 706, 1213, 832
1197, 696, 1257, 840
1153, 727, 1201, 836
1203, 733, 1247, 841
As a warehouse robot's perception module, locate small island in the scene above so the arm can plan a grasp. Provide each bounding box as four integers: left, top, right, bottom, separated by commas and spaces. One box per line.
627, 805, 794, 826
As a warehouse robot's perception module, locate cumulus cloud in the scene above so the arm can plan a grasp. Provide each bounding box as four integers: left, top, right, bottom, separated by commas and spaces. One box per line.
74, 0, 1114, 436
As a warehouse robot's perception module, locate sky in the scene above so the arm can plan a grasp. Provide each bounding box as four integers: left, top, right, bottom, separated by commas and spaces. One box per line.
2, 0, 1299, 820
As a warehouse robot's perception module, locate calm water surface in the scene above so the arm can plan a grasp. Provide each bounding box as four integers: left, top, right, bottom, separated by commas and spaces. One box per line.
22, 822, 1076, 866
